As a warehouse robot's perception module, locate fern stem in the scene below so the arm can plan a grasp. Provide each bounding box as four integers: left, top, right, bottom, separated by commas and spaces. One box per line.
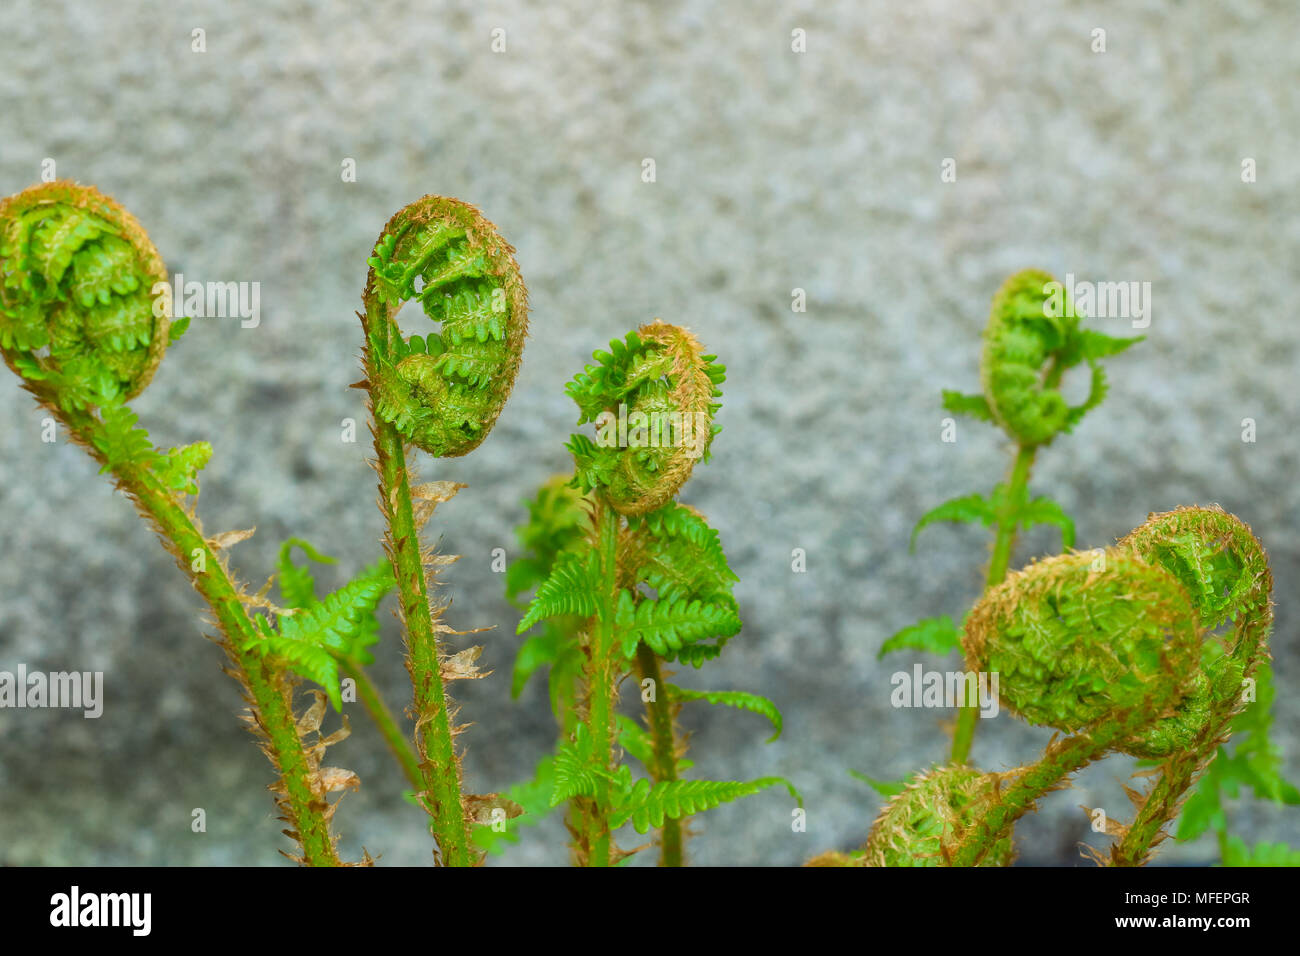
43, 401, 340, 865
635, 642, 684, 866
371, 413, 474, 866
1108, 753, 1199, 866
951, 701, 1158, 866
950, 442, 1038, 764
340, 660, 424, 793
578, 496, 623, 867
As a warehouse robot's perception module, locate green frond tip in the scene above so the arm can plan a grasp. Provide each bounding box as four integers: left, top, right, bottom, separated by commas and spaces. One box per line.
911, 485, 1075, 552
277, 537, 339, 611
0, 181, 173, 407
1010, 494, 1075, 550
153, 441, 213, 495
517, 548, 602, 633
614, 591, 742, 659
92, 403, 159, 471
550, 724, 614, 806
565, 321, 723, 516
978, 269, 1141, 447
611, 777, 801, 834
878, 615, 961, 659
362, 195, 529, 458
940, 390, 993, 423
627, 501, 738, 602
910, 493, 996, 551
667, 685, 784, 741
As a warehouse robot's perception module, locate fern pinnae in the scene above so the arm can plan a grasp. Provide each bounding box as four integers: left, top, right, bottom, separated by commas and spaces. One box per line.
358, 194, 529, 866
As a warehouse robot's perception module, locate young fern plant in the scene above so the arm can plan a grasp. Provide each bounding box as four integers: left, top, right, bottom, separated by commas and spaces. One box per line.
0, 180, 368, 864
507, 323, 797, 866
815, 270, 1286, 867
0, 181, 531, 867
356, 195, 530, 866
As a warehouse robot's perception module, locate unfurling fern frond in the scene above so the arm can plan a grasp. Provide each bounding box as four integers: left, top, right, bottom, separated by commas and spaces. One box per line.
977, 268, 1140, 447
566, 322, 724, 516
613, 591, 742, 659
361, 195, 528, 458
0, 180, 176, 410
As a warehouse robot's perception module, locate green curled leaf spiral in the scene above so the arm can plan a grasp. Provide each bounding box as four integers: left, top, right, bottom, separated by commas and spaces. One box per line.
976, 268, 1139, 447
362, 195, 528, 457
979, 269, 1071, 444
0, 180, 175, 409
964, 506, 1272, 758
566, 321, 724, 516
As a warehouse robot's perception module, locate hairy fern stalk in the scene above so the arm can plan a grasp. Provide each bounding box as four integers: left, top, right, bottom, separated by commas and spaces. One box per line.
0, 181, 362, 864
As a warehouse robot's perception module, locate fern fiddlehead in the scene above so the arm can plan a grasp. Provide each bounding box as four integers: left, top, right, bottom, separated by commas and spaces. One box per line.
0, 181, 350, 865
567, 321, 721, 516
358, 195, 529, 866
363, 195, 529, 457
0, 180, 175, 406
950, 506, 1272, 866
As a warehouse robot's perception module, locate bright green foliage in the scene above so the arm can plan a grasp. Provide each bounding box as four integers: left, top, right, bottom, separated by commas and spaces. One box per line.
565, 323, 725, 515
877, 615, 961, 660
613, 591, 742, 660
855, 271, 1288, 869
0, 181, 176, 410
505, 325, 793, 865
849, 771, 906, 798
611, 777, 801, 834
965, 549, 1201, 740
1221, 838, 1300, 866
666, 686, 783, 742
516, 549, 603, 634
243, 540, 395, 711
910, 483, 1074, 552
363, 196, 528, 458
975, 268, 1141, 447
89, 403, 211, 495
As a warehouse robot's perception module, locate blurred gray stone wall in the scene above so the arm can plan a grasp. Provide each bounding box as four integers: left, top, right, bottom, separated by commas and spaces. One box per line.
0, 0, 1296, 865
